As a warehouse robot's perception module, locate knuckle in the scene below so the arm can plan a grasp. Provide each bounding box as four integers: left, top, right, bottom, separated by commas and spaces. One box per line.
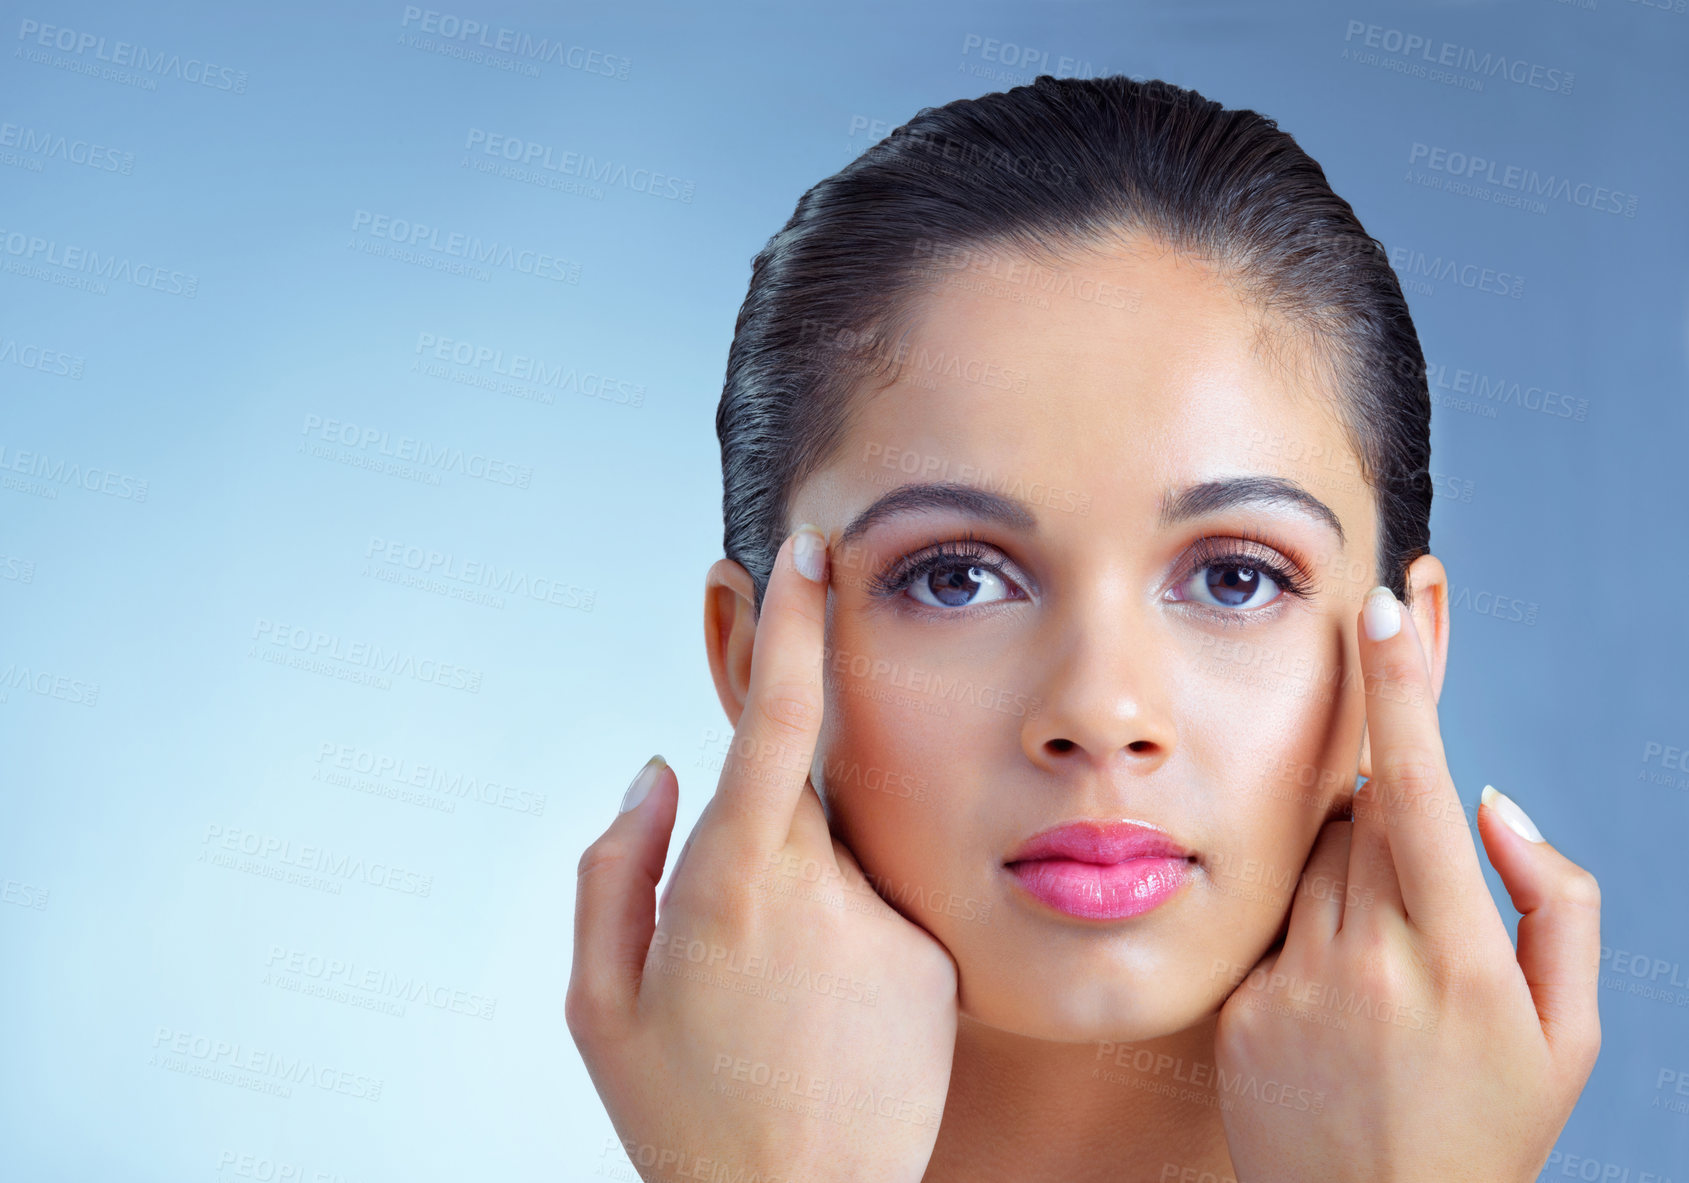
576, 838, 627, 882
911, 942, 960, 999
1351, 936, 1414, 999
1215, 995, 1264, 1056
769, 583, 827, 631
1369, 651, 1420, 694
787, 595, 827, 632
753, 682, 821, 737
1580, 1019, 1603, 1070
1375, 749, 1445, 796
563, 978, 603, 1043
1561, 867, 1602, 912
1446, 941, 1515, 1000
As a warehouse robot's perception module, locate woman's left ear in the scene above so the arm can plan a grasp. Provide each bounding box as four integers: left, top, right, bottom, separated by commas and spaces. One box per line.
1357, 553, 1451, 780
1404, 553, 1451, 704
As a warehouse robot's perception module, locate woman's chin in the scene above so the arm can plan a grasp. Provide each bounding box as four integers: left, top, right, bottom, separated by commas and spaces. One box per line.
957, 984, 1218, 1046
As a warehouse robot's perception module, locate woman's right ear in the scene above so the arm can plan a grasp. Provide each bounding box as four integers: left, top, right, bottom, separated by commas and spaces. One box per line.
704, 558, 759, 729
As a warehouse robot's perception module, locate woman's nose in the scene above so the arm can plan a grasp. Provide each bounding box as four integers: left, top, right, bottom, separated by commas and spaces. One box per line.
1018, 598, 1178, 775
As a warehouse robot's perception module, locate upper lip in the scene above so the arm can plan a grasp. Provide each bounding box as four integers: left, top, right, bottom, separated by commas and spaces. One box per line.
1005, 820, 1195, 865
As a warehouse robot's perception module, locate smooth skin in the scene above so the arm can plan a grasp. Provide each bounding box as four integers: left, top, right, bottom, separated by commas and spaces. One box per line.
568, 530, 960, 1183
1214, 590, 1602, 1182
570, 236, 1601, 1182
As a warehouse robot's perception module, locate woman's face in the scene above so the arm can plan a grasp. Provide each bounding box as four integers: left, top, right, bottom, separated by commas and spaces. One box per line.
721, 236, 1442, 1043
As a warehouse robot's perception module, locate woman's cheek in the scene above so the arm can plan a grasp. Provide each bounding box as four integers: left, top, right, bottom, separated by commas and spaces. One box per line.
816, 653, 947, 876
1173, 627, 1354, 920
815, 631, 1003, 931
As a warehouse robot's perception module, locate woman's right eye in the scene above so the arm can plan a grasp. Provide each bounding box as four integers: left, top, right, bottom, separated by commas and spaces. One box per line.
904, 559, 1017, 609
867, 537, 1027, 612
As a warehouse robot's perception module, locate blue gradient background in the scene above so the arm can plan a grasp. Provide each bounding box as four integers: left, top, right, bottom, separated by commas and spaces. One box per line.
2, 0, 1685, 1178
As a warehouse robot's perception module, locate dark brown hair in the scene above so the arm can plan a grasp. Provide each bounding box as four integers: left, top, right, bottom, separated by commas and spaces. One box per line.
716, 74, 1431, 613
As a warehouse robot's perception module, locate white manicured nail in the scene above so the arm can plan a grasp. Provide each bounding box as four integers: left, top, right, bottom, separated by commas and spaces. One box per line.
1481, 784, 1544, 843
1363, 585, 1401, 641
792, 524, 828, 583
621, 754, 666, 813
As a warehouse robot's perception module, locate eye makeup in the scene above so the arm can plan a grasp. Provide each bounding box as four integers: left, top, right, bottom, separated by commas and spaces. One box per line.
861, 525, 1321, 620
862, 529, 1026, 612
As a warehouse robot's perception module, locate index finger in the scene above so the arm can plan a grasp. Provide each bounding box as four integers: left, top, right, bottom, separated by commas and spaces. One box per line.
1352, 583, 1487, 932
712, 523, 831, 855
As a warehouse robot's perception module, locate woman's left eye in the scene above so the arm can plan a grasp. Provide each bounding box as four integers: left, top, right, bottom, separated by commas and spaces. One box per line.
1176, 562, 1284, 610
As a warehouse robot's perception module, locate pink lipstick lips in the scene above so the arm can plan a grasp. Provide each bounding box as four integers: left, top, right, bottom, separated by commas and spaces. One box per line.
1004, 820, 1196, 921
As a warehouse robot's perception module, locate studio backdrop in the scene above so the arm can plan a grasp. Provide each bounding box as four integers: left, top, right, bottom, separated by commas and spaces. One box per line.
2, 0, 1685, 1178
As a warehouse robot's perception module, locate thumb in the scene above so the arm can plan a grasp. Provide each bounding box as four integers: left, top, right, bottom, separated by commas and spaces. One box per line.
566, 755, 680, 1043
1476, 784, 1603, 1064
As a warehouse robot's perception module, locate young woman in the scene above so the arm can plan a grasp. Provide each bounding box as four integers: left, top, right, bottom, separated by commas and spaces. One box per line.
569, 75, 1602, 1183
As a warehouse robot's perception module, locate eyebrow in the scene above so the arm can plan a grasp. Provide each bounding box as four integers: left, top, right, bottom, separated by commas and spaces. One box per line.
1159, 476, 1345, 546
839, 481, 1037, 546
836, 475, 1345, 547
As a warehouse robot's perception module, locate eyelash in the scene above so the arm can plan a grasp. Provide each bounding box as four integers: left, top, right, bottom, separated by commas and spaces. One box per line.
1182, 530, 1317, 603
863, 528, 1317, 614
864, 530, 1011, 604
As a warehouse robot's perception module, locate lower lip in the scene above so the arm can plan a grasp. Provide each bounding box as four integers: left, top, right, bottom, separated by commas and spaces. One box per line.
1006, 857, 1194, 920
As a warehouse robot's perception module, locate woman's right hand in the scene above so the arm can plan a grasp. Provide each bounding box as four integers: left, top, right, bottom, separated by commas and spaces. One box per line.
567, 525, 960, 1183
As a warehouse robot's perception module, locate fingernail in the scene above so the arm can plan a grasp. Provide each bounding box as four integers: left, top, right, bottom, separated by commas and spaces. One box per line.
1481, 784, 1544, 843
792, 523, 828, 583
621, 754, 666, 813
1363, 585, 1401, 641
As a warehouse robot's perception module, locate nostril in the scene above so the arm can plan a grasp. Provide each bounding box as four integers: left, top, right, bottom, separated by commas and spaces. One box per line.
1048, 738, 1076, 753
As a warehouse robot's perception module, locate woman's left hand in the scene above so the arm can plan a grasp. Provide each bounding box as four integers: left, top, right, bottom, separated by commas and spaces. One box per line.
1214, 585, 1602, 1183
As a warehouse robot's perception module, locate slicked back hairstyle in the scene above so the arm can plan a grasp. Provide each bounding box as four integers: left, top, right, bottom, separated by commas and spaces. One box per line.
716, 74, 1432, 615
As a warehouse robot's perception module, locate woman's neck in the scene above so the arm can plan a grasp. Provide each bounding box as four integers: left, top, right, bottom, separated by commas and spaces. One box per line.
921, 1011, 1237, 1183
